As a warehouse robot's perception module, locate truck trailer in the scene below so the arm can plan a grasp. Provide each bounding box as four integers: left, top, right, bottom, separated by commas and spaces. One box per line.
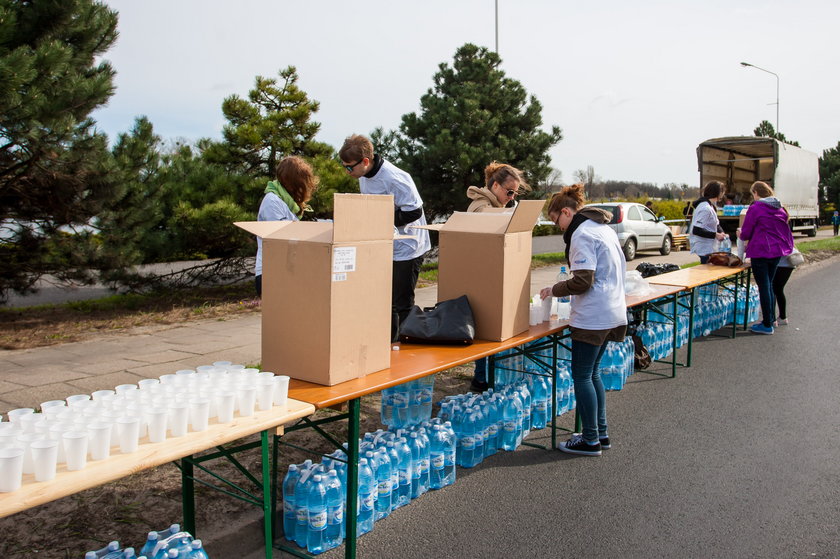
697, 136, 820, 236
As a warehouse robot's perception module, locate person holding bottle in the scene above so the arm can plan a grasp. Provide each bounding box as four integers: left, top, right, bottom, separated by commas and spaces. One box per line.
540, 184, 627, 457
737, 181, 795, 335
465, 161, 530, 392
254, 156, 319, 297
689, 180, 728, 264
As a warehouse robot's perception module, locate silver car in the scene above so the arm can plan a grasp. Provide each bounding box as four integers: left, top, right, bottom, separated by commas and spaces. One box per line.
585, 202, 672, 260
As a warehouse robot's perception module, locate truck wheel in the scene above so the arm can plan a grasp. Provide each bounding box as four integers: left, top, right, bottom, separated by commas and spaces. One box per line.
806, 224, 817, 237
660, 235, 672, 255
623, 238, 637, 261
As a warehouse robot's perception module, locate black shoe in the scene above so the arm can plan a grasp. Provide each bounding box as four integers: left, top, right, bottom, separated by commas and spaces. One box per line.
557, 434, 602, 456
599, 437, 611, 449
469, 379, 489, 393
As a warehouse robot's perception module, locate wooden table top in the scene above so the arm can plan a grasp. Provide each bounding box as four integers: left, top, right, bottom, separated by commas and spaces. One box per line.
647, 264, 749, 290
625, 283, 684, 308
0, 398, 315, 518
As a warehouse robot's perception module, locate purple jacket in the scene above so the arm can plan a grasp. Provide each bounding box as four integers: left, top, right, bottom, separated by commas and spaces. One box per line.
740, 197, 794, 259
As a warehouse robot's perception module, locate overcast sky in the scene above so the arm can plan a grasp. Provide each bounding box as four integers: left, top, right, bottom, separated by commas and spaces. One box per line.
93, 0, 839, 187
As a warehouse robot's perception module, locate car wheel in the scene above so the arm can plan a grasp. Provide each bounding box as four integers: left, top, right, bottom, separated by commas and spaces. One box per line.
623, 238, 637, 261
660, 234, 672, 255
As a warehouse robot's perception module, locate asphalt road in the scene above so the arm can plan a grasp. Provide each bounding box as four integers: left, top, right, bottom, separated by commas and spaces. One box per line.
303, 257, 840, 559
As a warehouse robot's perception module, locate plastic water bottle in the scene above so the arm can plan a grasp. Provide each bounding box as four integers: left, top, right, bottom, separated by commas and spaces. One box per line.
531, 376, 549, 430
408, 380, 422, 425
393, 436, 412, 507
719, 236, 731, 253
307, 474, 328, 554
374, 447, 392, 520
140, 533, 159, 559
416, 428, 431, 496
418, 376, 434, 420
556, 266, 571, 303
324, 469, 344, 549
441, 421, 457, 487
429, 424, 446, 489
121, 549, 137, 559
407, 432, 422, 498
281, 464, 300, 542
501, 390, 519, 451
187, 540, 209, 559
385, 441, 400, 507
380, 387, 394, 428
392, 384, 409, 428
294, 461, 315, 548
356, 457, 375, 535
484, 395, 499, 457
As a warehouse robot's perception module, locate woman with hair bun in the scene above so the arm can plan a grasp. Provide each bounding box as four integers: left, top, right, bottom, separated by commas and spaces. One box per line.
737, 181, 795, 335
539, 184, 627, 457
465, 162, 530, 392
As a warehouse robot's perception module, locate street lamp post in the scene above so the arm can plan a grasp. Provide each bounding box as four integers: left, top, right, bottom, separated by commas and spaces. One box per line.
740, 61, 780, 134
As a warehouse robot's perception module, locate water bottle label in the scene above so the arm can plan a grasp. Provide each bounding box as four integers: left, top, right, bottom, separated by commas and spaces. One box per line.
461, 436, 476, 450
309, 510, 327, 530
328, 505, 343, 525
431, 452, 444, 470
296, 508, 308, 523
377, 480, 391, 495
411, 390, 423, 406
420, 458, 429, 473
392, 393, 408, 408
391, 472, 399, 488
419, 388, 433, 404
399, 470, 410, 485
283, 500, 295, 514
414, 463, 422, 476
487, 424, 498, 436
445, 450, 456, 466
360, 492, 374, 511
504, 421, 517, 432
536, 402, 547, 412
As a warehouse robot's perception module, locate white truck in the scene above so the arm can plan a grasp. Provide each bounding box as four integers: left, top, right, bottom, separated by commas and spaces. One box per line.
697, 136, 820, 236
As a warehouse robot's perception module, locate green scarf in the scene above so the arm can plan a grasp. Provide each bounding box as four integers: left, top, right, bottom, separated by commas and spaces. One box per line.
264, 180, 304, 217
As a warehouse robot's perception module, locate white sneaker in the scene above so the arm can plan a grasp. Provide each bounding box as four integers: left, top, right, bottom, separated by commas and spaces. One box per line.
777, 318, 789, 325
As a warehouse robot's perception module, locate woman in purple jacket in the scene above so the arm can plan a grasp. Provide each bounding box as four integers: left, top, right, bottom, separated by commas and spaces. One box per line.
737, 181, 795, 335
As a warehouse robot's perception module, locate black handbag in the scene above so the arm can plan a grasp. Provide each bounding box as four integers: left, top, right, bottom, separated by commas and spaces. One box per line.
398, 295, 476, 345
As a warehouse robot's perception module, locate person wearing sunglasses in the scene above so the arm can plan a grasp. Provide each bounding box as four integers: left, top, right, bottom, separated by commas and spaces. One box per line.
465, 161, 530, 392
339, 134, 431, 342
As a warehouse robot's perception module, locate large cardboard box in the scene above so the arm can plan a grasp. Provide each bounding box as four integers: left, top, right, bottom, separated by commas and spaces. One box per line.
235, 194, 394, 386
424, 200, 546, 341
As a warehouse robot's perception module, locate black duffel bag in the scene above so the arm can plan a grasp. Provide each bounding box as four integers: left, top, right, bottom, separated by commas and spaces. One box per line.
635, 262, 680, 278
398, 295, 476, 345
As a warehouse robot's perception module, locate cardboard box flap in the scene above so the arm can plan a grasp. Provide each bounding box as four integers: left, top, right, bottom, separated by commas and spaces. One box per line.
505, 199, 547, 233
333, 193, 395, 242
234, 220, 297, 239
438, 211, 511, 234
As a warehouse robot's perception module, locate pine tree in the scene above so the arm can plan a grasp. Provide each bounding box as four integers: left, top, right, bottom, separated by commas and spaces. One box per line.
395, 43, 562, 221
0, 0, 119, 301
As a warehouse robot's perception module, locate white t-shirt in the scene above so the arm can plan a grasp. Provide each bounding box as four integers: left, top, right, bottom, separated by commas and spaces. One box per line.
689, 201, 719, 256
359, 159, 431, 261
568, 220, 628, 330
254, 192, 297, 276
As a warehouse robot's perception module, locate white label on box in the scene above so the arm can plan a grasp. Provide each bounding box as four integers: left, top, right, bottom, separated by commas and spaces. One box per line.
332, 273, 347, 282
332, 246, 356, 273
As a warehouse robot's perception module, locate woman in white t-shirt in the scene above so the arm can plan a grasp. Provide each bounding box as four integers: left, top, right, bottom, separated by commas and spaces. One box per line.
688, 181, 728, 263
540, 184, 627, 457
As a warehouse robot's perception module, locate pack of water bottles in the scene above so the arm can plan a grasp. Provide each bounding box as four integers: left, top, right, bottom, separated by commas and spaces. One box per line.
598, 337, 636, 391
380, 376, 435, 429
84, 524, 210, 559
281, 421, 456, 555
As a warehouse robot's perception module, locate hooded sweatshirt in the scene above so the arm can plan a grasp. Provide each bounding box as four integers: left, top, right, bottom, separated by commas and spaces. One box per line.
740, 197, 794, 259
466, 186, 504, 212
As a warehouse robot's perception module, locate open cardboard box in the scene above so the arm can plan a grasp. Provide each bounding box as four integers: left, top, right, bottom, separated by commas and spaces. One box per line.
417, 200, 546, 341
235, 194, 394, 386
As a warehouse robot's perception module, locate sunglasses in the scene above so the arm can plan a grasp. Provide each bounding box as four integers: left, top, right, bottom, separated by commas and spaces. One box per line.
505, 189, 518, 197
343, 159, 364, 172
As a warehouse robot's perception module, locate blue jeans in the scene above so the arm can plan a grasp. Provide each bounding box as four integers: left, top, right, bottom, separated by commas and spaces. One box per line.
571, 339, 609, 443
751, 257, 781, 327
473, 357, 487, 383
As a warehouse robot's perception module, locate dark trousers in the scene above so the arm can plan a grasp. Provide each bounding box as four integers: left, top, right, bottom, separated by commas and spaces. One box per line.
255, 275, 262, 297
751, 257, 781, 327
392, 256, 424, 341
772, 266, 794, 320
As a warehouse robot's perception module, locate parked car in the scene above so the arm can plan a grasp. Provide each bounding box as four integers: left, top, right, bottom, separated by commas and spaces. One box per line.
585, 202, 672, 260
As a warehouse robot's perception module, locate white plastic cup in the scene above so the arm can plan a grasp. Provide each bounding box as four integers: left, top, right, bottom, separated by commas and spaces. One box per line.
15, 433, 37, 474
91, 389, 116, 401
115, 416, 141, 454
48, 424, 71, 463
256, 379, 275, 411
168, 402, 189, 437
212, 361, 232, 368
66, 394, 91, 407
175, 369, 195, 376
0, 423, 21, 446
216, 391, 236, 424
62, 431, 89, 471
541, 294, 552, 322
196, 365, 216, 374
236, 386, 257, 417
188, 398, 210, 432
87, 421, 113, 461
0, 447, 25, 492
29, 439, 60, 482
273, 376, 290, 408
40, 400, 66, 412
19, 413, 46, 434
7, 408, 35, 423
115, 384, 138, 394
145, 408, 168, 443
159, 374, 178, 385
529, 304, 541, 326
137, 378, 160, 390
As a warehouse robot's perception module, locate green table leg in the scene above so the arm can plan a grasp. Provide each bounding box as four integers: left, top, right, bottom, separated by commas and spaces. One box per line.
671, 292, 678, 378
550, 336, 558, 450
345, 398, 360, 559
181, 456, 196, 536
686, 288, 696, 367
261, 430, 273, 559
